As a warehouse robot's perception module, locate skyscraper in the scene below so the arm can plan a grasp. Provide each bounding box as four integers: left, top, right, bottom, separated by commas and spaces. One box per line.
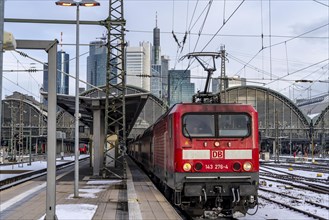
151, 64, 161, 98
161, 55, 169, 103
57, 51, 70, 94
152, 13, 161, 65
86, 40, 111, 90
212, 76, 246, 93
43, 51, 69, 95
150, 15, 167, 99
126, 42, 151, 91
168, 69, 195, 106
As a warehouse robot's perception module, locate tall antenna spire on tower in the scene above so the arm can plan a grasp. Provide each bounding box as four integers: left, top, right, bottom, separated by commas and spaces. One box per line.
60, 32, 63, 51
155, 11, 158, 28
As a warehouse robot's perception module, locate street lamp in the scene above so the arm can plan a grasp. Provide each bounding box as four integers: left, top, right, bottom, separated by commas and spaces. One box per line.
55, 0, 100, 200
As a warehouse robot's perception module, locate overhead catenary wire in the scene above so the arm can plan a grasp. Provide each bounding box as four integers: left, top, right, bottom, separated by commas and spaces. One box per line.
9, 51, 41, 87
4, 0, 328, 101
174, 0, 217, 84
193, 0, 214, 52
312, 0, 329, 7
3, 75, 41, 98
127, 29, 327, 39
14, 50, 103, 92
201, 0, 245, 51
265, 59, 329, 86
227, 53, 280, 79
278, 63, 329, 95
229, 22, 329, 80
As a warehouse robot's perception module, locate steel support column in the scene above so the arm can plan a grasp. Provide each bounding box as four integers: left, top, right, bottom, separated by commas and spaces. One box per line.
92, 100, 105, 176
16, 39, 59, 220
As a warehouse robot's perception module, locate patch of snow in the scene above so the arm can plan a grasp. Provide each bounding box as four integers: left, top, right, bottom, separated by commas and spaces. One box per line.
39, 204, 97, 220
86, 180, 122, 185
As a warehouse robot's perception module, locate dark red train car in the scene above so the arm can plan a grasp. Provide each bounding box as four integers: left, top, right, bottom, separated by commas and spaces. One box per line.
79, 144, 88, 154
129, 103, 259, 218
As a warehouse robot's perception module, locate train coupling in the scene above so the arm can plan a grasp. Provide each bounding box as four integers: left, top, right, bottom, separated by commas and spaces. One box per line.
231, 188, 240, 204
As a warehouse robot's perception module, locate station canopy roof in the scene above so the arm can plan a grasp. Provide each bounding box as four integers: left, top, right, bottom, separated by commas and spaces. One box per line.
41, 91, 149, 135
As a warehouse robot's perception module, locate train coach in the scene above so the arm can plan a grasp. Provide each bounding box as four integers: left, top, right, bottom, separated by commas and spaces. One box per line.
128, 102, 259, 218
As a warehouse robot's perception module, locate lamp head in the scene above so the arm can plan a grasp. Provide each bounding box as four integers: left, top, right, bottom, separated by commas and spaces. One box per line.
55, 0, 78, 6
79, 0, 100, 6
55, 0, 100, 7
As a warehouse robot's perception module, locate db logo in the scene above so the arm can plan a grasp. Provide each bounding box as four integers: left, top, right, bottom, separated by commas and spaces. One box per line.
212, 150, 223, 159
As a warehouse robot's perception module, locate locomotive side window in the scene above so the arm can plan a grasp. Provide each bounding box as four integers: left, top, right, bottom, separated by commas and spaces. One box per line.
218, 114, 251, 137
182, 114, 215, 137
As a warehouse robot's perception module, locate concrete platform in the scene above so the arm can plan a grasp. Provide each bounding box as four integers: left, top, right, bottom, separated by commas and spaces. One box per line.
0, 157, 182, 220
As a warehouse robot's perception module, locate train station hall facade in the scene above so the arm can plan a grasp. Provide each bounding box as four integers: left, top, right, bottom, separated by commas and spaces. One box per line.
1, 85, 328, 158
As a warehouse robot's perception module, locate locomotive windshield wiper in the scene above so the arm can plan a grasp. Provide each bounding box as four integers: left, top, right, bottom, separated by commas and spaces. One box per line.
183, 123, 192, 141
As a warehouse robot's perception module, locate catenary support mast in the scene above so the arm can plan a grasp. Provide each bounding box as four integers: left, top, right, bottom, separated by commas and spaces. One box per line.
103, 0, 126, 178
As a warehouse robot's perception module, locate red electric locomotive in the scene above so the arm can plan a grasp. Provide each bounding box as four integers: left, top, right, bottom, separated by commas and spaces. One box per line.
129, 102, 259, 218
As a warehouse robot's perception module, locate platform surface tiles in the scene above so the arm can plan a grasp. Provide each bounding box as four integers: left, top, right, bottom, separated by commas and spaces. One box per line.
0, 157, 182, 220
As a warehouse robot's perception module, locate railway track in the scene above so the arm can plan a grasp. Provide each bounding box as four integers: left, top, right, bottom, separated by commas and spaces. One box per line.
260, 167, 329, 190
259, 187, 329, 210
260, 170, 328, 185
0, 157, 89, 191
259, 175, 329, 194
261, 162, 329, 174
259, 194, 328, 220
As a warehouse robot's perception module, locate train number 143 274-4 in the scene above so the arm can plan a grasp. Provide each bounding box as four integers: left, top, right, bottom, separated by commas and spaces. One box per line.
205, 164, 229, 170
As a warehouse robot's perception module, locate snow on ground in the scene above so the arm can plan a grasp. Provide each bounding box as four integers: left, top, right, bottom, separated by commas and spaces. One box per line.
66, 180, 122, 199
1, 173, 122, 219
62, 180, 123, 219
256, 164, 329, 220
2, 156, 328, 219
0, 155, 89, 181
264, 166, 329, 180
38, 204, 97, 220
87, 180, 122, 185
242, 200, 312, 220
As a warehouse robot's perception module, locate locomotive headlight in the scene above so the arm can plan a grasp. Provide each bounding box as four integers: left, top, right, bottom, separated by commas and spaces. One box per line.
183, 163, 192, 172
243, 162, 253, 171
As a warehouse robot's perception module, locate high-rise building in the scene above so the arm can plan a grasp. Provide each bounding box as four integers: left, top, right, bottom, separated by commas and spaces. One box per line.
212, 75, 246, 93
43, 51, 69, 95
151, 64, 161, 98
152, 14, 161, 65
161, 55, 170, 103
87, 40, 114, 90
168, 69, 195, 106
126, 42, 151, 91
56, 51, 70, 94
150, 15, 162, 98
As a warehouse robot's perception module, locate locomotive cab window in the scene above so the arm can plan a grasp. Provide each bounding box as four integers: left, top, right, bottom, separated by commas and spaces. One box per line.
182, 114, 215, 137
218, 114, 251, 137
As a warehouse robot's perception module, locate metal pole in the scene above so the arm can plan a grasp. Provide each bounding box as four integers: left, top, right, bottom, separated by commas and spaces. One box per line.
312, 134, 314, 163
61, 133, 64, 160
0, 0, 5, 146
74, 4, 80, 198
29, 107, 32, 165
45, 40, 58, 220
29, 130, 32, 165
310, 120, 314, 163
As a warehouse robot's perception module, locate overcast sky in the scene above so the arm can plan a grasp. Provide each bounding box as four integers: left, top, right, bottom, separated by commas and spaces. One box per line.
2, 0, 329, 102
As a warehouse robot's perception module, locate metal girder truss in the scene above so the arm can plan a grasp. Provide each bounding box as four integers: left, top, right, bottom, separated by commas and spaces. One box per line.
103, 0, 126, 178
